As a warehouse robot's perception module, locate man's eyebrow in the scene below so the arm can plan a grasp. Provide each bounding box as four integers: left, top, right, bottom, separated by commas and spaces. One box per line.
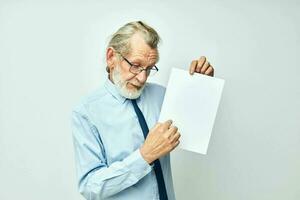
131, 59, 155, 65
131, 58, 142, 63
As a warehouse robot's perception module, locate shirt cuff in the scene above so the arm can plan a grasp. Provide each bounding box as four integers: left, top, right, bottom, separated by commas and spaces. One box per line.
123, 149, 153, 181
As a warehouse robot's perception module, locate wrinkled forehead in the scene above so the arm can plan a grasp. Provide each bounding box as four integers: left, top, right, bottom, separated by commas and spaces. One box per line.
126, 33, 159, 64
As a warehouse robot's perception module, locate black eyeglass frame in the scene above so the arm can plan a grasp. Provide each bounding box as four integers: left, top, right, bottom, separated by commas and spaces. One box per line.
117, 52, 159, 76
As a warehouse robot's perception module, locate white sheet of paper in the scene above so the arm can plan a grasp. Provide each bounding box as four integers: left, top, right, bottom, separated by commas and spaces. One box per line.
159, 68, 225, 154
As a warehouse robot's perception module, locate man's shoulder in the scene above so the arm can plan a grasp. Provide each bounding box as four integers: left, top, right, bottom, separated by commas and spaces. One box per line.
72, 86, 107, 114
143, 82, 166, 107
144, 82, 166, 95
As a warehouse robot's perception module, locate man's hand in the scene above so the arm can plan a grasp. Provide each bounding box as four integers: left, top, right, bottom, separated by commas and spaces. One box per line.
139, 120, 181, 164
189, 56, 214, 77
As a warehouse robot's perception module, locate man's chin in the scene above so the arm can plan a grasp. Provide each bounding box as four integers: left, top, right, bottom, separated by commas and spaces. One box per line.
120, 83, 145, 99
126, 87, 143, 96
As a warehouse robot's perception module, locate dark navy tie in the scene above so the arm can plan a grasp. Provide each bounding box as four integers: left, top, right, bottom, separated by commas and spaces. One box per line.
131, 99, 168, 200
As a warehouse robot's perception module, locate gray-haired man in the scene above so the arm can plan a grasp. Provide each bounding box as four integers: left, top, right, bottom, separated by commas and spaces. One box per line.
72, 21, 214, 200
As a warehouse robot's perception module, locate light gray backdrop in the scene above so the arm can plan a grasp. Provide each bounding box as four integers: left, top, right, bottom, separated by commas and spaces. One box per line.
0, 0, 299, 200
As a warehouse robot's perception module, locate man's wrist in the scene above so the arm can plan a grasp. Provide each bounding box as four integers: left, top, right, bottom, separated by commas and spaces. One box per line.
139, 147, 153, 164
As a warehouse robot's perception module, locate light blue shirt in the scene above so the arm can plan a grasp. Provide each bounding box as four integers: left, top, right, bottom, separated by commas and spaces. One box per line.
71, 78, 176, 200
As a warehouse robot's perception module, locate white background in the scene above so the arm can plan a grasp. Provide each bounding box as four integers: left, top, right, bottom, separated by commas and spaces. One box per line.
0, 0, 299, 199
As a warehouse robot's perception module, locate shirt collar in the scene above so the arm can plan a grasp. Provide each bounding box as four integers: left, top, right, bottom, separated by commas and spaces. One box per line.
104, 77, 127, 104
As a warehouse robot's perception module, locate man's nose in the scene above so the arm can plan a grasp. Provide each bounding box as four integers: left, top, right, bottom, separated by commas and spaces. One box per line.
135, 70, 148, 84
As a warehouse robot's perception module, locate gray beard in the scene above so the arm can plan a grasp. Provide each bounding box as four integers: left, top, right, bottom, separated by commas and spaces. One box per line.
112, 66, 146, 99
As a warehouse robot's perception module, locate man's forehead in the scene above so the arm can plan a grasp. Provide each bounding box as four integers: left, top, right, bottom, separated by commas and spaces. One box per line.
130, 49, 158, 60
128, 34, 159, 63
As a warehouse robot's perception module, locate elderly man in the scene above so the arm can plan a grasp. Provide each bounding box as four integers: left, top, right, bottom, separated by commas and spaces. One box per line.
72, 21, 214, 200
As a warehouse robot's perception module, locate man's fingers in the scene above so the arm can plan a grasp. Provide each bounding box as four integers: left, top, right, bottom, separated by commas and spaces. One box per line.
201, 61, 210, 74
164, 125, 178, 138
171, 140, 180, 150
190, 56, 213, 76
161, 120, 173, 130
196, 56, 206, 73
189, 60, 197, 75
170, 131, 181, 143
205, 66, 214, 76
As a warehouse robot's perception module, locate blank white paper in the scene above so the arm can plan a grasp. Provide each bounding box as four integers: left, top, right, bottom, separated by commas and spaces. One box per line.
159, 68, 225, 154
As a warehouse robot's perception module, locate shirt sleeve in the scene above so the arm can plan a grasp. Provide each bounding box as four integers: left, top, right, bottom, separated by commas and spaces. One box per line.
71, 110, 153, 200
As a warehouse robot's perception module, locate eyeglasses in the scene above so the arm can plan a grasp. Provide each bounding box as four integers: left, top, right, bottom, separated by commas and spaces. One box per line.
117, 52, 159, 76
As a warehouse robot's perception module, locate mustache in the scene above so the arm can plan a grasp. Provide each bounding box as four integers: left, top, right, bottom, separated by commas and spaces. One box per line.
128, 81, 145, 88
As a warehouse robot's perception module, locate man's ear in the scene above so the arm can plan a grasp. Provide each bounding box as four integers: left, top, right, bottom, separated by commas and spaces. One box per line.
106, 47, 116, 73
